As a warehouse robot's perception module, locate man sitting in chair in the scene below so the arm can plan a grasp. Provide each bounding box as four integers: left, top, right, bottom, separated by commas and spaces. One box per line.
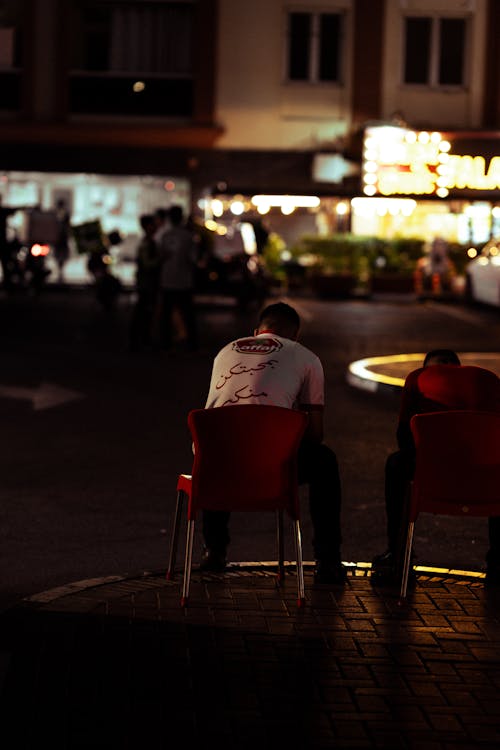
201, 301, 346, 584
372, 348, 500, 583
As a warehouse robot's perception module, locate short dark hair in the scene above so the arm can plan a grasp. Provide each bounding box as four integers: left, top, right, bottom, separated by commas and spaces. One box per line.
139, 214, 155, 232
169, 205, 184, 226
424, 349, 461, 366
258, 302, 301, 337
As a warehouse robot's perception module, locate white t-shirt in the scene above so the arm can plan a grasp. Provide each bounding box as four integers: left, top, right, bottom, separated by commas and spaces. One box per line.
205, 333, 324, 410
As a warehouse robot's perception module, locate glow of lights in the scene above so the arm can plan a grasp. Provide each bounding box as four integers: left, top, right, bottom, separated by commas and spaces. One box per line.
335, 202, 348, 215
478, 257, 489, 265
418, 131, 430, 144
31, 243, 50, 257
491, 256, 500, 266
211, 199, 224, 217
363, 173, 377, 184
197, 199, 207, 210
281, 203, 295, 215
251, 194, 321, 209
204, 219, 218, 231
489, 246, 499, 256
436, 187, 449, 197
230, 200, 245, 215
348, 353, 426, 389
493, 207, 500, 218
431, 131, 442, 143
164, 180, 175, 191
281, 250, 292, 261
363, 185, 377, 196
216, 226, 227, 236
257, 204, 270, 215
240, 222, 257, 254
132, 81, 145, 93
364, 149, 377, 160
439, 141, 451, 152
364, 161, 378, 172
405, 131, 417, 143
467, 247, 478, 258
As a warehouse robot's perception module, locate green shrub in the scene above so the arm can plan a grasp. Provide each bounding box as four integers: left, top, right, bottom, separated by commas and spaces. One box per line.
288, 234, 426, 277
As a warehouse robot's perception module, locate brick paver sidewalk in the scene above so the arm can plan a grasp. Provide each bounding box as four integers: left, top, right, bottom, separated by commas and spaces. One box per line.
1, 565, 500, 749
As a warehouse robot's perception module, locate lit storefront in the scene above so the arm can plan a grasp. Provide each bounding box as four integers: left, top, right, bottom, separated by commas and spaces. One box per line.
354, 124, 500, 246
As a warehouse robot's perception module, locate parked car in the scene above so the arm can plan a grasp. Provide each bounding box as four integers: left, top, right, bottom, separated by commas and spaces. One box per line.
466, 237, 500, 307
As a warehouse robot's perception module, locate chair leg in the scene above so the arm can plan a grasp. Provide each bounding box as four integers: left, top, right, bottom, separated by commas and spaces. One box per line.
399, 521, 415, 604
276, 510, 285, 584
293, 519, 305, 607
181, 519, 195, 608
166, 489, 184, 580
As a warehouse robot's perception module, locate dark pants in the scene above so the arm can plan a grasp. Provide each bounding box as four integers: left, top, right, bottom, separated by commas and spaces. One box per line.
202, 440, 342, 563
385, 449, 500, 565
161, 289, 197, 350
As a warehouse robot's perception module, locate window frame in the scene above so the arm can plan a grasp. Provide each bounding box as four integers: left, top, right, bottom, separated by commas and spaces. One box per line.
284, 8, 344, 85
401, 12, 470, 90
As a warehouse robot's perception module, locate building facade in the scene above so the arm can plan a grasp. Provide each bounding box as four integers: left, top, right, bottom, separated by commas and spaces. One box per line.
0, 0, 499, 246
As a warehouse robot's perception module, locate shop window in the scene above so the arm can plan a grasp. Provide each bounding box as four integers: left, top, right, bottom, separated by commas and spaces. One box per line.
286, 11, 343, 83
69, 1, 194, 116
403, 15, 467, 87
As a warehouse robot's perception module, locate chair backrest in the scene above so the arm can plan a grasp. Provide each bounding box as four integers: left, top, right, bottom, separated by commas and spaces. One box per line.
187, 405, 307, 518
410, 410, 500, 520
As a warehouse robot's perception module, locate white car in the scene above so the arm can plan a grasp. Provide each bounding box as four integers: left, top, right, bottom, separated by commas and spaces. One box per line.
466, 237, 500, 307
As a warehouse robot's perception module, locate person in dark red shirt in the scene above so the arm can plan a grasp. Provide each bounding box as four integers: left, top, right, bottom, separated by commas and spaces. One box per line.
372, 349, 500, 583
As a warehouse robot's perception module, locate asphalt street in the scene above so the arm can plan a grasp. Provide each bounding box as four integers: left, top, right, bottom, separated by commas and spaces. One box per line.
1, 286, 500, 611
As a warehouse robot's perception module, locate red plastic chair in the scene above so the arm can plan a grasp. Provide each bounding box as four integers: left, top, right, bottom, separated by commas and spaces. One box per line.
166, 405, 308, 607
399, 410, 500, 601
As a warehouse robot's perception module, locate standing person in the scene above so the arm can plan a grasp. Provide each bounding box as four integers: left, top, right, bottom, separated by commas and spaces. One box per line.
201, 301, 346, 584
158, 204, 198, 351
53, 198, 71, 282
0, 195, 25, 291
129, 214, 160, 351
372, 349, 500, 583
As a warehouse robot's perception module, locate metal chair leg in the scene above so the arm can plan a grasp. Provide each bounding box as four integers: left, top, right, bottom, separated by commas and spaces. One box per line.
181, 519, 195, 608
166, 489, 184, 580
399, 521, 415, 604
276, 510, 285, 584
293, 519, 305, 607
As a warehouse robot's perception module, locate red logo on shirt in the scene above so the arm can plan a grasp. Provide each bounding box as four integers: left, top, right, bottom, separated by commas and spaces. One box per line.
232, 337, 283, 355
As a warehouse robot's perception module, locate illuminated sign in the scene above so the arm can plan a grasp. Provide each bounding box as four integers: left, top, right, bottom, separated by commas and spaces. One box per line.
362, 125, 500, 197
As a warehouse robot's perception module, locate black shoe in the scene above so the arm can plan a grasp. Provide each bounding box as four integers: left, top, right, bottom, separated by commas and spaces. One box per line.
314, 560, 347, 585
199, 548, 227, 573
485, 565, 500, 586
371, 550, 396, 581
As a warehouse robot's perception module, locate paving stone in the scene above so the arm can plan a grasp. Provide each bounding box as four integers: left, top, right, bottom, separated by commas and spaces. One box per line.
2, 567, 500, 748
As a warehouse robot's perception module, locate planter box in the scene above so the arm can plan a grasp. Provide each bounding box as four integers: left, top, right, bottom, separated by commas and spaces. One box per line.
370, 274, 415, 293
310, 273, 356, 298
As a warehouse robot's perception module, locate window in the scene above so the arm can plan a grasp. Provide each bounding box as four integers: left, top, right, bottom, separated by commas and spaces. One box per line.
287, 11, 342, 83
69, 1, 194, 117
404, 15, 467, 87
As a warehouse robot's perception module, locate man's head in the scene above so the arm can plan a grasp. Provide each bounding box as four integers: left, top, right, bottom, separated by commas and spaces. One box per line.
255, 302, 301, 340
169, 205, 184, 227
424, 349, 461, 367
139, 213, 155, 236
